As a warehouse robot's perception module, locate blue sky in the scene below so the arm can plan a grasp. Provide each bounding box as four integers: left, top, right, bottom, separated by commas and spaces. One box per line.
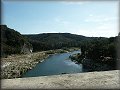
2, 1, 119, 37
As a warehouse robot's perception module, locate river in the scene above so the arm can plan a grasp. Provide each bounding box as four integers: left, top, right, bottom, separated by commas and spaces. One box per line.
22, 50, 82, 77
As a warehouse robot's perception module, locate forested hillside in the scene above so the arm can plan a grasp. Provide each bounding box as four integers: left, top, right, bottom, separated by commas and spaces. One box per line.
24, 33, 107, 52
1, 25, 32, 57
69, 35, 119, 71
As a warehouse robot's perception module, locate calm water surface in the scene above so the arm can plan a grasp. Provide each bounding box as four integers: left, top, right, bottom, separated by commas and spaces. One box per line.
22, 51, 82, 77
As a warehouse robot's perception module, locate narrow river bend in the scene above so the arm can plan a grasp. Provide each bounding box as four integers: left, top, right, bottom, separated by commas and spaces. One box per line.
22, 51, 82, 77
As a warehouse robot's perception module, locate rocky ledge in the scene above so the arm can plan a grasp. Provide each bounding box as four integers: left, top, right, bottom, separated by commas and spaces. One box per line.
1, 70, 120, 89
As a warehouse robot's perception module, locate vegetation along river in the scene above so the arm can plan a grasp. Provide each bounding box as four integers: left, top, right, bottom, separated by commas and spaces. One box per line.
22, 51, 82, 77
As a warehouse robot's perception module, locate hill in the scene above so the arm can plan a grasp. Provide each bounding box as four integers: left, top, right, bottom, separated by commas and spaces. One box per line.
1, 25, 32, 57
24, 33, 108, 52
1, 25, 114, 56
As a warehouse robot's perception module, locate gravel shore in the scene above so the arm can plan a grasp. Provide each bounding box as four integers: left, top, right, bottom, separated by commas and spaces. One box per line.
1, 51, 48, 79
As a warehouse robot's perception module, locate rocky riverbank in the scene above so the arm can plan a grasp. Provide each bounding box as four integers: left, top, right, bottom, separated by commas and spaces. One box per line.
1, 48, 80, 79
69, 53, 117, 72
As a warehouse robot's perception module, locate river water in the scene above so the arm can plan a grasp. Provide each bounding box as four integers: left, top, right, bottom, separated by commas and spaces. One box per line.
22, 51, 82, 77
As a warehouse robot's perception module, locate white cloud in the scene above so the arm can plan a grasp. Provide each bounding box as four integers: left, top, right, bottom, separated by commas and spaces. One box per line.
85, 14, 117, 23
72, 28, 117, 37
52, 15, 118, 37
54, 17, 62, 22
96, 23, 118, 36
67, 21, 118, 37
61, 1, 88, 5
54, 17, 70, 26
83, 14, 118, 37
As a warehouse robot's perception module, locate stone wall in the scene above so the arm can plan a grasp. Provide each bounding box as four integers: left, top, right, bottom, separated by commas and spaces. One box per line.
1, 70, 119, 89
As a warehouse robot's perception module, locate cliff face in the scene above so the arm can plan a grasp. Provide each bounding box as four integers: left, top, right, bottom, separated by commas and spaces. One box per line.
21, 43, 33, 54
1, 25, 32, 57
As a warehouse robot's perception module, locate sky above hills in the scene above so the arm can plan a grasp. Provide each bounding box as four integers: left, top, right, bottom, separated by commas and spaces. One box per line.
2, 1, 119, 37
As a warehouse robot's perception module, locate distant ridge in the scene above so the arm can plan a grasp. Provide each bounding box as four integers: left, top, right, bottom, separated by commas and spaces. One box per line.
1, 25, 116, 55
23, 33, 108, 52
